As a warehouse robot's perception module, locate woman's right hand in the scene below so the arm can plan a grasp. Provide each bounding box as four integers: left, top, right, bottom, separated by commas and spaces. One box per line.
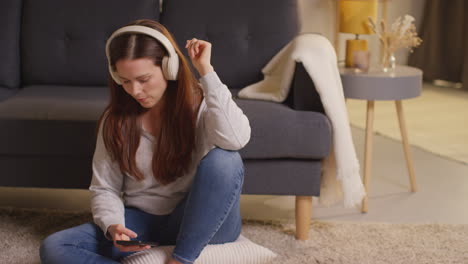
107, 224, 150, 252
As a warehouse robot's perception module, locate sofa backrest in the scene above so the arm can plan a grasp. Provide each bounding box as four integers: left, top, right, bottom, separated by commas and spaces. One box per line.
21, 0, 160, 87
160, 0, 299, 89
0, 0, 22, 91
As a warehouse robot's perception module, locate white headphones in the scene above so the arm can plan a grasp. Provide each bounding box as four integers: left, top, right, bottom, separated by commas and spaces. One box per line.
105, 25, 180, 83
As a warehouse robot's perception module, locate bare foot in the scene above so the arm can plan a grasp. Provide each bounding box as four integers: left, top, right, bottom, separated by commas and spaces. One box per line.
166, 257, 183, 264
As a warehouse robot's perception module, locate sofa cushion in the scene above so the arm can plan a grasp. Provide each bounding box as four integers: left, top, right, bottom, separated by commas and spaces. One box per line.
0, 85, 108, 157
160, 0, 298, 89
235, 97, 332, 160
0, 0, 22, 89
0, 155, 93, 188
21, 0, 160, 86
0, 118, 98, 157
0, 85, 330, 159
0, 86, 108, 121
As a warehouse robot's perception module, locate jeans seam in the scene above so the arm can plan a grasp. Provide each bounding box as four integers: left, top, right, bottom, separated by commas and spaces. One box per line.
204, 166, 243, 243
172, 252, 194, 264
174, 163, 244, 262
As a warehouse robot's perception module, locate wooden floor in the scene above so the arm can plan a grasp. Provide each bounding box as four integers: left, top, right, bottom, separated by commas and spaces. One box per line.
241, 126, 468, 225
346, 83, 468, 164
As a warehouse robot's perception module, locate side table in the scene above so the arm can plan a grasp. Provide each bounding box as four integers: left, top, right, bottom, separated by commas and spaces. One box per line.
340, 65, 423, 213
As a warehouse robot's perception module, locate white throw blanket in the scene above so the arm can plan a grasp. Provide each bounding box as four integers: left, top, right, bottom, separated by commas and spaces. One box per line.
238, 33, 365, 208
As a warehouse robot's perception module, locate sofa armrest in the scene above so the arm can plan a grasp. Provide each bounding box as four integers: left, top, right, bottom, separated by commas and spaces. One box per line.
284, 62, 325, 113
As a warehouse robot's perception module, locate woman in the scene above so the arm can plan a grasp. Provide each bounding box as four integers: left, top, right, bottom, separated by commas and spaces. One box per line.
40, 19, 251, 264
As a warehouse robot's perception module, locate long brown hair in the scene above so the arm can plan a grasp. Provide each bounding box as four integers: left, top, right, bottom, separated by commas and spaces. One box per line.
97, 19, 200, 185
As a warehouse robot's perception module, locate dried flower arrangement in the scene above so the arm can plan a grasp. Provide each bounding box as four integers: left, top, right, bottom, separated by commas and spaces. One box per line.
368, 15, 422, 70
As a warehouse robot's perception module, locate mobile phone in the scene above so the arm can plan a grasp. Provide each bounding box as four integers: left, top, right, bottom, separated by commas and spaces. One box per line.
116, 240, 158, 247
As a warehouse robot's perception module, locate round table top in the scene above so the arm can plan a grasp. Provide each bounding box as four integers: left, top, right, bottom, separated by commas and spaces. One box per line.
339, 65, 423, 101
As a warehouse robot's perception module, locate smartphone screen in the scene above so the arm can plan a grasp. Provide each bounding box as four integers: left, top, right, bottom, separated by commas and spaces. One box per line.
116, 240, 158, 247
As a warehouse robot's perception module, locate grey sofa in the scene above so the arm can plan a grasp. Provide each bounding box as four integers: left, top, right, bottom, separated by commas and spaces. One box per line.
0, 0, 331, 240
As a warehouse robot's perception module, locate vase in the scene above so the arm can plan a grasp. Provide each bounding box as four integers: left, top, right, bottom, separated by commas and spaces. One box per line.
381, 50, 396, 73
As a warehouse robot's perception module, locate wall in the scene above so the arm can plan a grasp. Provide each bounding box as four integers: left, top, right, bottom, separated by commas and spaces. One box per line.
298, 0, 426, 66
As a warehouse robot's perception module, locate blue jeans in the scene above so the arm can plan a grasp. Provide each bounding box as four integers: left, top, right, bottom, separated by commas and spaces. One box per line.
40, 148, 244, 264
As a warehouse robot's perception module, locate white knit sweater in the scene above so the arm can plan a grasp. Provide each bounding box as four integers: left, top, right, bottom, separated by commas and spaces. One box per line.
89, 71, 251, 236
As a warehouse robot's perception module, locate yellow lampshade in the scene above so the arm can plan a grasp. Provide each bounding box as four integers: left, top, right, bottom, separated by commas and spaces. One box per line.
339, 0, 377, 35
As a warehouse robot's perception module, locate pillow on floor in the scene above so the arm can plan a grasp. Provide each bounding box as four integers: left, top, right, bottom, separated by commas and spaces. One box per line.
121, 235, 277, 264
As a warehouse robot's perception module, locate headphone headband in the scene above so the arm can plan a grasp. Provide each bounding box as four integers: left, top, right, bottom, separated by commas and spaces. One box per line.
105, 25, 180, 83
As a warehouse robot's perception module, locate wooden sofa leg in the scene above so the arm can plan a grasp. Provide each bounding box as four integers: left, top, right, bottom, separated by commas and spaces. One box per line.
295, 196, 312, 240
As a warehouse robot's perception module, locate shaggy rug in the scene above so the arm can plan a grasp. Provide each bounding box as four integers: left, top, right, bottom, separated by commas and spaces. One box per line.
1, 207, 467, 264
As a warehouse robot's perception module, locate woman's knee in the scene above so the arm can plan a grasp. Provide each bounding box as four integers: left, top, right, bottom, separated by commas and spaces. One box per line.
40, 229, 70, 262
202, 148, 244, 173
40, 222, 100, 262
196, 148, 244, 186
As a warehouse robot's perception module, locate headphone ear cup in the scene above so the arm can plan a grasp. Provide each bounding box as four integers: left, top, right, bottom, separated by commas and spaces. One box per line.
162, 55, 179, 81
109, 66, 123, 85
161, 56, 170, 80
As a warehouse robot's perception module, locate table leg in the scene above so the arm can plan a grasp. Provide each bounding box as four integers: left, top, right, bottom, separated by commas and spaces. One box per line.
362, 100, 375, 213
395, 100, 418, 192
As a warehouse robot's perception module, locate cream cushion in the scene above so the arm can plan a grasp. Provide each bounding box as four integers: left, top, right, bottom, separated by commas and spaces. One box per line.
121, 235, 277, 264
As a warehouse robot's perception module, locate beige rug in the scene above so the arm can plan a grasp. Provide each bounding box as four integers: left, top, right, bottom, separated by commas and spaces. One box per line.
346, 83, 468, 164
2, 207, 467, 264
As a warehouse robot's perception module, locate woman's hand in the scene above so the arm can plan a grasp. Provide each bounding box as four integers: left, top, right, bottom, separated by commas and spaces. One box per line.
185, 38, 214, 77
107, 224, 150, 252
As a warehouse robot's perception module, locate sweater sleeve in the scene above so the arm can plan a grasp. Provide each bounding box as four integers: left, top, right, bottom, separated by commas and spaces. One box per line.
88, 121, 125, 239
199, 71, 251, 150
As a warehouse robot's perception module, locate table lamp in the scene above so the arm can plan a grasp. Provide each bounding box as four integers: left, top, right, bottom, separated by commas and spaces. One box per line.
339, 0, 377, 68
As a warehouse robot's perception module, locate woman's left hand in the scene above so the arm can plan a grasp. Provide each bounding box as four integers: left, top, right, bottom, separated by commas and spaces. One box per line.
185, 38, 214, 76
